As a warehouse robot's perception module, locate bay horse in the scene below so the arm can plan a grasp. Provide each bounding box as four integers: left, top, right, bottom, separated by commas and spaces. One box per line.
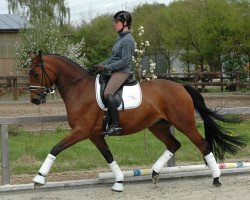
28, 51, 245, 192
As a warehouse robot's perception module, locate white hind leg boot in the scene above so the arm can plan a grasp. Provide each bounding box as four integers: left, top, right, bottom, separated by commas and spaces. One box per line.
152, 150, 173, 173
204, 152, 221, 178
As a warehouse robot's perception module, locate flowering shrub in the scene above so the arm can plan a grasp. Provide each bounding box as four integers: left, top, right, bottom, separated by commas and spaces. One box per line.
66, 38, 88, 68
132, 26, 157, 81
14, 20, 87, 71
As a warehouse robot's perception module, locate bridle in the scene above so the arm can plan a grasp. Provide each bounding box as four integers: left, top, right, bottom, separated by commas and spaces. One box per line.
29, 60, 54, 98
29, 59, 90, 98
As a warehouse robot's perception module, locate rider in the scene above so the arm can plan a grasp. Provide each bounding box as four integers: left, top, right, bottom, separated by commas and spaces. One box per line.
94, 11, 135, 136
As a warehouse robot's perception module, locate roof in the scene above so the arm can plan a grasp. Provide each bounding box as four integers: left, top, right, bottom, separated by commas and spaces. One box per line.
0, 14, 28, 33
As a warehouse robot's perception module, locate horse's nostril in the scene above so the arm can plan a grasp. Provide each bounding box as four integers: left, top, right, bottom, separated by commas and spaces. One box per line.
31, 98, 41, 105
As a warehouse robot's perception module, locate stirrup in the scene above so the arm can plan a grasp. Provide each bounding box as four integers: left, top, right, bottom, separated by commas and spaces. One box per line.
101, 126, 122, 136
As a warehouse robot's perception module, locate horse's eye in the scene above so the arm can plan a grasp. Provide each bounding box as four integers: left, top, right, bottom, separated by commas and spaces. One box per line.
34, 73, 39, 78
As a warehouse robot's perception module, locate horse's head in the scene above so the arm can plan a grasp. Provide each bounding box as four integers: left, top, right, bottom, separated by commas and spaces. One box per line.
28, 50, 55, 105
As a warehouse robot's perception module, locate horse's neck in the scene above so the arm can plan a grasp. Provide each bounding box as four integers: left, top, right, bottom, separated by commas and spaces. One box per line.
55, 64, 87, 88
55, 65, 94, 112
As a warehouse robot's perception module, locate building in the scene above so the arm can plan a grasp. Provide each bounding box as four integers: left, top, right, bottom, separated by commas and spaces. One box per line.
0, 14, 28, 76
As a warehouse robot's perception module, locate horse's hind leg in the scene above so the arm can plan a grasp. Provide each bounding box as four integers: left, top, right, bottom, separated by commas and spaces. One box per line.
172, 116, 222, 187
148, 119, 181, 184
90, 135, 124, 192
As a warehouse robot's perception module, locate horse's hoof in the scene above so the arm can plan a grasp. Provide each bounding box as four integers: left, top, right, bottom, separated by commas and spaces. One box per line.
152, 170, 160, 184
34, 182, 44, 188
112, 182, 124, 192
33, 174, 46, 185
213, 177, 222, 187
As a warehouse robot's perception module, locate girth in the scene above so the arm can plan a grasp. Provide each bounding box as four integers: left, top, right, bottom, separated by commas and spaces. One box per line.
99, 74, 137, 108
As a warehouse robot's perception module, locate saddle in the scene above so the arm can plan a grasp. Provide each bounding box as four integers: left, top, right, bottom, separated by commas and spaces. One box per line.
99, 74, 137, 109
95, 74, 142, 134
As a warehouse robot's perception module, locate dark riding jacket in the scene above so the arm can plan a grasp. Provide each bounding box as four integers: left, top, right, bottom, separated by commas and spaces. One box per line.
101, 31, 135, 74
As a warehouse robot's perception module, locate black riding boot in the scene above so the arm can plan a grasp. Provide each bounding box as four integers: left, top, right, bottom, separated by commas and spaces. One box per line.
102, 94, 122, 136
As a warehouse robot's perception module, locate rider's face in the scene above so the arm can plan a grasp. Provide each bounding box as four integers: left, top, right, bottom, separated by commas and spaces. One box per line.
113, 20, 126, 32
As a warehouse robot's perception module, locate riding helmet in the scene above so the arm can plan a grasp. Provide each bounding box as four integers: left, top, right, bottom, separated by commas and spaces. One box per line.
113, 11, 132, 28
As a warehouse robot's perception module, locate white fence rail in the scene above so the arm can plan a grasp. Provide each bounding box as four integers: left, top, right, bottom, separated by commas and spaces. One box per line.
0, 115, 67, 185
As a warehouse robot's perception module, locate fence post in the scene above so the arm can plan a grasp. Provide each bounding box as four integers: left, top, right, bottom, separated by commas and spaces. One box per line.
235, 72, 240, 91
1, 124, 10, 185
194, 73, 198, 89
13, 78, 18, 100
167, 126, 175, 167
6, 78, 11, 88
220, 71, 224, 92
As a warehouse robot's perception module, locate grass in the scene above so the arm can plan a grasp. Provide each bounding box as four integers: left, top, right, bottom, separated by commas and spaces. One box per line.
1, 119, 249, 176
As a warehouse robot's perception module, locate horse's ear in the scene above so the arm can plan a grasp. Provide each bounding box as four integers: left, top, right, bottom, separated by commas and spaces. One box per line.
28, 51, 36, 59
38, 50, 42, 61
38, 50, 42, 56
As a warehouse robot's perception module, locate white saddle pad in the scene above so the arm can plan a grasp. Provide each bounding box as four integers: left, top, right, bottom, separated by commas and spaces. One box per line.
95, 74, 142, 111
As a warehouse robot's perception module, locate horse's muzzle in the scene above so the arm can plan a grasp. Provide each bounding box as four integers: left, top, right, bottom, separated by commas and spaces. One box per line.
31, 97, 46, 105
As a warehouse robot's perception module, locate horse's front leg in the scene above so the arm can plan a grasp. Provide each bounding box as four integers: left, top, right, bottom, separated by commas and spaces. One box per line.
90, 135, 124, 192
33, 128, 86, 186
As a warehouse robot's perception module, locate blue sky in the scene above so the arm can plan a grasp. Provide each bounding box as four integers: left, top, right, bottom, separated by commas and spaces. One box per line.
0, 0, 173, 23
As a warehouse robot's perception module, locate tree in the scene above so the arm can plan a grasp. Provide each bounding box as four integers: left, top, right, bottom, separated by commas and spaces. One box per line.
133, 3, 181, 75
15, 18, 87, 70
73, 14, 116, 66
23, 0, 248, 77
7, 0, 70, 25
233, 0, 250, 69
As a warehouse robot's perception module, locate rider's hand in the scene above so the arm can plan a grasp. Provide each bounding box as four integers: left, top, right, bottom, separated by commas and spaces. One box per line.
93, 64, 105, 72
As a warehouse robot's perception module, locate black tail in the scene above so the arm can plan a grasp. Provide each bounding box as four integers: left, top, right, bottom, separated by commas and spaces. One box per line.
183, 84, 246, 161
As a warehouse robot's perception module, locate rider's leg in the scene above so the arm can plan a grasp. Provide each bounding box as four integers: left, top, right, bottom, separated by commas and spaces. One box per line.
102, 72, 130, 136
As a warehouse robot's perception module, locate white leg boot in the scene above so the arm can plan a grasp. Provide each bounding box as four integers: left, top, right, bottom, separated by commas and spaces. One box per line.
204, 152, 222, 187
33, 154, 56, 185
109, 161, 124, 192
152, 150, 173, 184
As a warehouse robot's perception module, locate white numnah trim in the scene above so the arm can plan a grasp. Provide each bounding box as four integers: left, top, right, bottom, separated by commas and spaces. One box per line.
95, 74, 142, 111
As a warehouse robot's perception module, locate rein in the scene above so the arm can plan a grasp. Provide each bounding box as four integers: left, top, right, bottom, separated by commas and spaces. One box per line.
55, 74, 90, 90
29, 60, 90, 97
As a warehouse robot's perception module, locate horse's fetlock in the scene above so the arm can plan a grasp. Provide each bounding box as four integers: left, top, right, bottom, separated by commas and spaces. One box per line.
213, 177, 222, 187
152, 170, 160, 184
